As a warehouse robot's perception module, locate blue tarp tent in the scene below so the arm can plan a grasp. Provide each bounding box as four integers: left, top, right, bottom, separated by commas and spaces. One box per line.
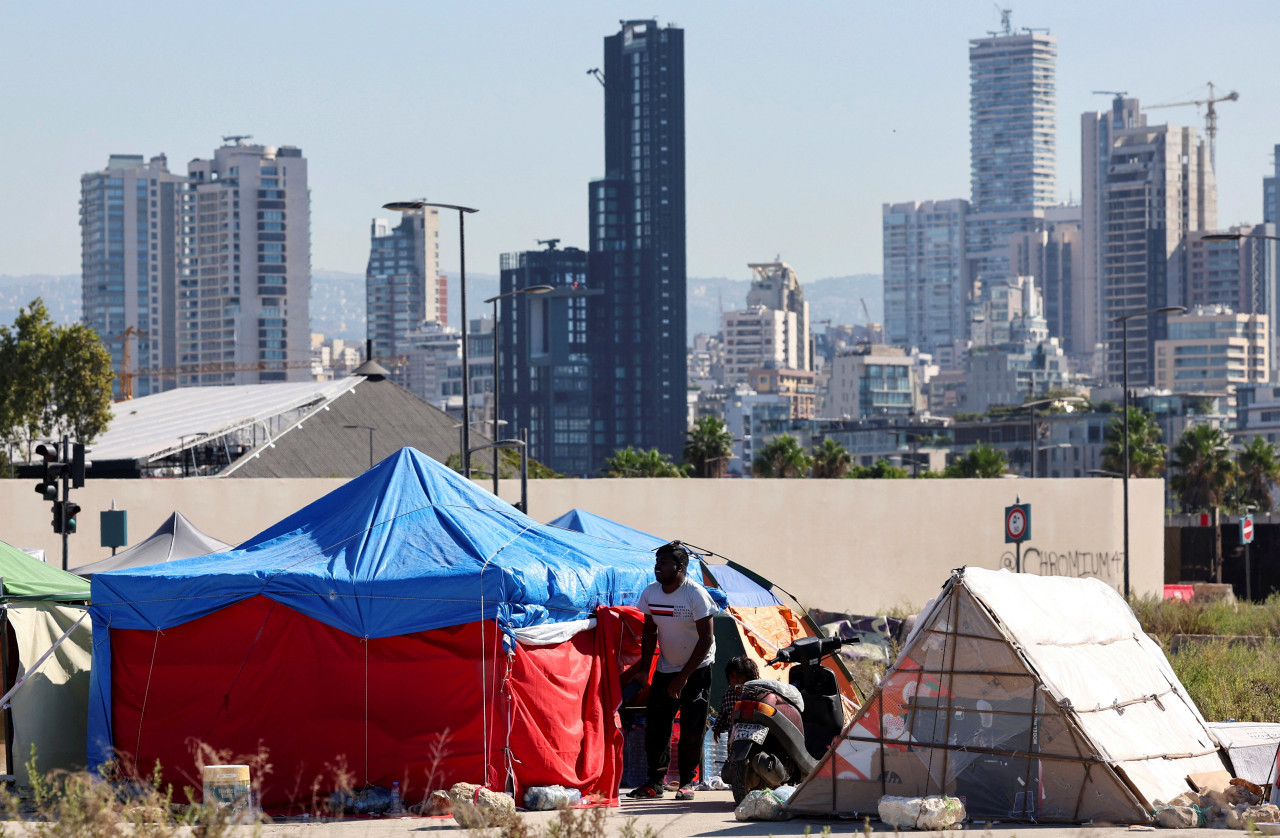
548, 508, 782, 608
88, 449, 723, 809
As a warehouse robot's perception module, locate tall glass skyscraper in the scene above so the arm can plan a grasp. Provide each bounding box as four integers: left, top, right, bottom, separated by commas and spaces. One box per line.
966, 23, 1057, 294
587, 19, 686, 469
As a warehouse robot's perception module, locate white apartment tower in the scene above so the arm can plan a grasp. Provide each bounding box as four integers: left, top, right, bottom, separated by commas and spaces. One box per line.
181, 139, 311, 386
366, 207, 443, 363
966, 17, 1057, 294
79, 154, 187, 398
720, 261, 811, 385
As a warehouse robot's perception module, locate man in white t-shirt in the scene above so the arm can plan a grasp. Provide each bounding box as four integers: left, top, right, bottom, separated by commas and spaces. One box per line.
622, 541, 717, 801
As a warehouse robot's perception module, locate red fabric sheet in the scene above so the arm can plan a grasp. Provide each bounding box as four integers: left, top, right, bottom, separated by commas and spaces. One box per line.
109, 597, 645, 811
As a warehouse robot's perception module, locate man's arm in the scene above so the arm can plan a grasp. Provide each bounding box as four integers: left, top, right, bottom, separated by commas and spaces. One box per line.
622, 615, 658, 685
667, 615, 713, 698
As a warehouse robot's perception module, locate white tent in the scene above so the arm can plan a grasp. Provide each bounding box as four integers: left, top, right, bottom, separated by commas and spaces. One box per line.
73, 511, 229, 578
787, 567, 1226, 824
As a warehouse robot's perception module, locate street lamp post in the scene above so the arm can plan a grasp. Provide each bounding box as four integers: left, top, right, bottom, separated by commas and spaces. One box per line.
384, 200, 478, 476
1021, 397, 1084, 478
470, 436, 530, 514
343, 425, 376, 470
484, 284, 553, 496
1113, 305, 1186, 598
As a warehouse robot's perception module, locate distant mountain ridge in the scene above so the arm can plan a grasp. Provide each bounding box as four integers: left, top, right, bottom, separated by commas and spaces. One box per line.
0, 271, 884, 342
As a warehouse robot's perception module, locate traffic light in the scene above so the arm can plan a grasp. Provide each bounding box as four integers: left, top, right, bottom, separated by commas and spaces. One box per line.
34, 443, 60, 501
51, 500, 63, 534
63, 502, 82, 535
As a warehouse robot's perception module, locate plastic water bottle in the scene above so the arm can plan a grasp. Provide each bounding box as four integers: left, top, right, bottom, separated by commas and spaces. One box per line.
389, 782, 403, 815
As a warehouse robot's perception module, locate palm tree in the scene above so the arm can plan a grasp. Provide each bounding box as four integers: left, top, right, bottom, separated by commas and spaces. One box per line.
1170, 423, 1237, 583
602, 446, 689, 478
810, 438, 852, 478
848, 459, 909, 479
944, 443, 1008, 478
1100, 408, 1167, 478
753, 435, 813, 478
683, 416, 733, 478
1237, 436, 1280, 513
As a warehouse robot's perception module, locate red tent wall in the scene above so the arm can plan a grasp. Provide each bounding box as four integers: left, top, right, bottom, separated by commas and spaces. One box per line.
109, 596, 641, 811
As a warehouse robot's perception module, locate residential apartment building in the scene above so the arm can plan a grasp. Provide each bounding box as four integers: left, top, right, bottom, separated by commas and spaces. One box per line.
1008, 206, 1083, 354
823, 345, 918, 420
883, 199, 969, 360
366, 207, 442, 365
745, 261, 810, 371
748, 366, 817, 420
498, 243, 597, 477
965, 21, 1057, 293
587, 19, 686, 468
1183, 225, 1278, 365
182, 139, 311, 386
1081, 95, 1145, 363
1154, 307, 1269, 406
80, 153, 187, 398
1100, 123, 1215, 386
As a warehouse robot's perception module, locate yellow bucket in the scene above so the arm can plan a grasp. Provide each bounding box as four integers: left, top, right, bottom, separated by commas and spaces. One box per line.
202, 764, 251, 811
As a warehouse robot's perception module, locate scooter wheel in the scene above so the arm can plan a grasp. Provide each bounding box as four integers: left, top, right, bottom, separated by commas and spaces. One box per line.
730, 763, 759, 805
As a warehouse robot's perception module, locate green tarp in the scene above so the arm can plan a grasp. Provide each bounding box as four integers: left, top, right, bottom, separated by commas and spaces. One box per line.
0, 541, 90, 601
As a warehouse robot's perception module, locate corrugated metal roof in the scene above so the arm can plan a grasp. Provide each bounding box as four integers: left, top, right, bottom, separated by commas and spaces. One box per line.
90, 379, 360, 463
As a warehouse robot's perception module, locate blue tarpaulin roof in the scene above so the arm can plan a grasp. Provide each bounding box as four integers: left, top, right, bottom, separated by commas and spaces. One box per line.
548, 508, 782, 609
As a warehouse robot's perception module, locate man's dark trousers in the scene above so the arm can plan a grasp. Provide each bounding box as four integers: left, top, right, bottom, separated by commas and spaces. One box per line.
644, 664, 711, 787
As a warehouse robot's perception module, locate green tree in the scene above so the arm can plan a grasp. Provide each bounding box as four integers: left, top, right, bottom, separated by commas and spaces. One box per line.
848, 459, 908, 479
753, 435, 812, 478
682, 415, 733, 478
48, 322, 114, 442
1236, 436, 1280, 513
0, 299, 115, 457
602, 446, 689, 478
944, 442, 1009, 478
811, 438, 853, 478
1171, 422, 1237, 583
1101, 408, 1167, 478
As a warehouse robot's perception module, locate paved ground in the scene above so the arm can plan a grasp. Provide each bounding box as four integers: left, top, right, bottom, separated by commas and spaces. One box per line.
249, 791, 1245, 837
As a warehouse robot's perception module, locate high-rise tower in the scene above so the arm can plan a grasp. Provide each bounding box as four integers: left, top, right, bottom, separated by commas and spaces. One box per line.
182, 139, 311, 386
587, 19, 686, 468
965, 17, 1057, 294
366, 207, 442, 363
80, 154, 187, 398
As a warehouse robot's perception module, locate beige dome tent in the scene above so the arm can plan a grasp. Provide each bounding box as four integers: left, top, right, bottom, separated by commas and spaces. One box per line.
786, 567, 1227, 824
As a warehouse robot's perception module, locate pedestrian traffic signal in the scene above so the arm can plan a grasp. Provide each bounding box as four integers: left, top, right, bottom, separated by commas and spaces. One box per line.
63, 502, 82, 535
51, 500, 63, 534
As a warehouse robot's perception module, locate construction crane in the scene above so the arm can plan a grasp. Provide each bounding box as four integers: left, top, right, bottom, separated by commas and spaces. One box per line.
107, 326, 148, 401
860, 298, 884, 345
1147, 83, 1239, 170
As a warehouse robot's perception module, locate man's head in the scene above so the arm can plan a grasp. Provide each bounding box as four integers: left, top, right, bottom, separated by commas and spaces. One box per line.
653, 541, 690, 589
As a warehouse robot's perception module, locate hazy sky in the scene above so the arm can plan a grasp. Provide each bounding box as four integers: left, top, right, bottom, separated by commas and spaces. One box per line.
3, 1, 1279, 282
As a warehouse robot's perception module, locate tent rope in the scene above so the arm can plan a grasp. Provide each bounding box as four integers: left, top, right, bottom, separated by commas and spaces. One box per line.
136, 629, 162, 763
364, 636, 370, 786
207, 601, 277, 737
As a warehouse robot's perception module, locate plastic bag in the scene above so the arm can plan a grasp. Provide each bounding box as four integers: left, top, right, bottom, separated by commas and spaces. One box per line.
878, 795, 965, 830
734, 789, 790, 822
523, 785, 582, 811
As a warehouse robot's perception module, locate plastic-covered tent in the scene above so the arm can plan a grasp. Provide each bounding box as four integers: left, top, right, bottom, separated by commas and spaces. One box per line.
0, 540, 92, 785
73, 511, 230, 577
787, 567, 1227, 824
89, 449, 706, 810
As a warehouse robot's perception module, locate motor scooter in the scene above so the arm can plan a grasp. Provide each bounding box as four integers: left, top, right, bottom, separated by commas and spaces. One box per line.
721, 635, 854, 802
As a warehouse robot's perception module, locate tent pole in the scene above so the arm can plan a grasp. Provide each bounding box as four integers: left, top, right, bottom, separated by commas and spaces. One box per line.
937, 580, 963, 796
0, 588, 10, 780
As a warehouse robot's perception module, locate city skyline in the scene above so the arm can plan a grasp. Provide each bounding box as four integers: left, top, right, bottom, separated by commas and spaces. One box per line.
5, 1, 1280, 283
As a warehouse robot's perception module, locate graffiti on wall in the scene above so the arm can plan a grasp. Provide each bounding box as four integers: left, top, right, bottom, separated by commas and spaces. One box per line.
999, 546, 1123, 583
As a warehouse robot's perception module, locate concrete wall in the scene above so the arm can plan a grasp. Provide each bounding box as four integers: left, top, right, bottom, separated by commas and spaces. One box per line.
3, 476, 1163, 614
